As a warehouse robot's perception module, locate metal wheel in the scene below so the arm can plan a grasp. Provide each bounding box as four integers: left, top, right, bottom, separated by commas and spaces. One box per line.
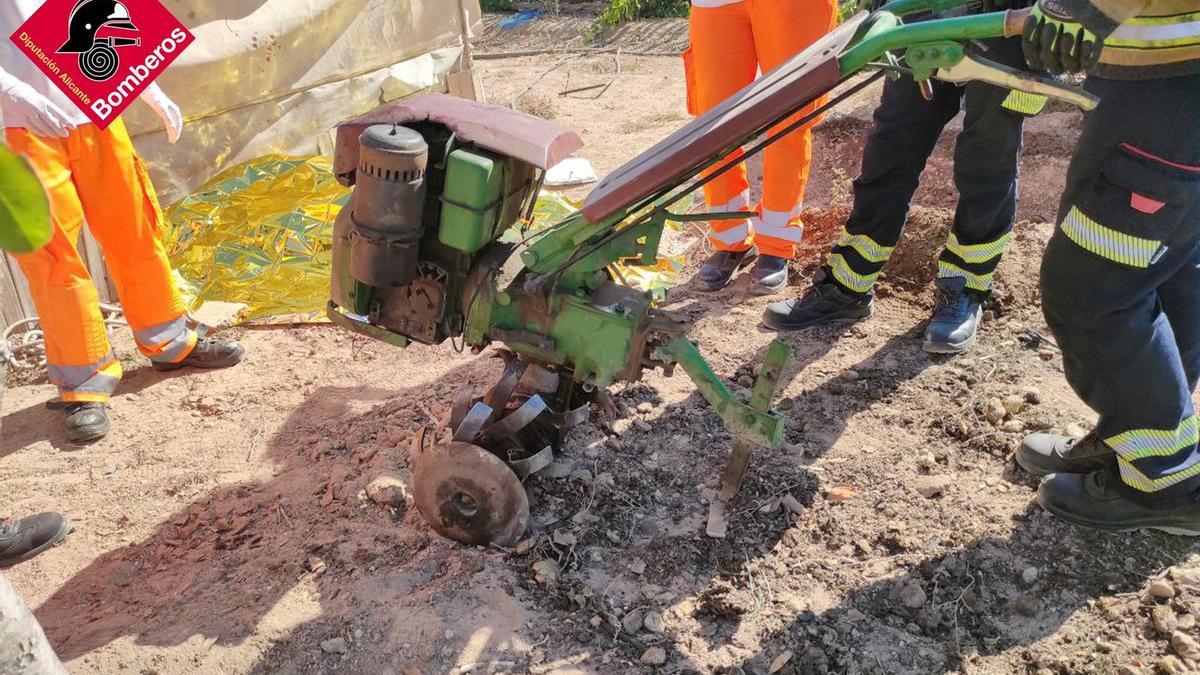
411, 441, 530, 547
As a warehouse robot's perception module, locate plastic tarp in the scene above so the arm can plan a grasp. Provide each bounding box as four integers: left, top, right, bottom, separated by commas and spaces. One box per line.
126, 0, 482, 204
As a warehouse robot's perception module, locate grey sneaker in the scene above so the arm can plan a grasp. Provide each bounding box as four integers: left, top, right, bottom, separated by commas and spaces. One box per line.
0, 513, 71, 568
696, 247, 759, 292
1016, 431, 1114, 477
923, 277, 984, 354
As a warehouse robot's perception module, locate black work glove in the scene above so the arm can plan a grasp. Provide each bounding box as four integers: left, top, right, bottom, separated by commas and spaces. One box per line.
1022, 0, 1105, 74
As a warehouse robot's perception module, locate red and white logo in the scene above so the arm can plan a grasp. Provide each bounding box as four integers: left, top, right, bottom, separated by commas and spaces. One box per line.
8, 0, 193, 128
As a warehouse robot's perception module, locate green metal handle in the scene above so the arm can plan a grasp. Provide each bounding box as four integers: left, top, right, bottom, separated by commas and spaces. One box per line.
838, 12, 1008, 75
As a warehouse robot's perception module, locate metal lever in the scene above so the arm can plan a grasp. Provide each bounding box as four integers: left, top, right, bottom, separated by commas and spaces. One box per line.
935, 52, 1100, 111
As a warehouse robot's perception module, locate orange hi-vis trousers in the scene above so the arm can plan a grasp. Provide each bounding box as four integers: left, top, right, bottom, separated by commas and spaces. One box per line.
685, 0, 836, 259
7, 119, 196, 403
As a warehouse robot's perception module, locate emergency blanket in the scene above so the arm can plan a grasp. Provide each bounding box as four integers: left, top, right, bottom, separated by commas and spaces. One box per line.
165, 157, 683, 326
164, 155, 350, 325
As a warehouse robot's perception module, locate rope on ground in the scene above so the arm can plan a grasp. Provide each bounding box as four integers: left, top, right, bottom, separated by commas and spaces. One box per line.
2, 303, 126, 372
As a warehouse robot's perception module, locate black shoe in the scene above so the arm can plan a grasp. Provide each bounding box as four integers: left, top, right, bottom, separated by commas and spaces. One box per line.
0, 513, 71, 568
153, 335, 246, 372
1037, 471, 1200, 535
923, 277, 983, 354
696, 247, 758, 292
1016, 431, 1114, 477
762, 268, 873, 331
751, 255, 789, 295
65, 402, 110, 443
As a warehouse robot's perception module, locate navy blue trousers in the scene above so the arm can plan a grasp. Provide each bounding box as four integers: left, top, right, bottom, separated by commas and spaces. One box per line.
1041, 72, 1200, 507
827, 38, 1031, 296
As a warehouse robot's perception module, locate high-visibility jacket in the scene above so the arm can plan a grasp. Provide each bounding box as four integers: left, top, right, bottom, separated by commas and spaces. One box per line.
1066, 0, 1200, 78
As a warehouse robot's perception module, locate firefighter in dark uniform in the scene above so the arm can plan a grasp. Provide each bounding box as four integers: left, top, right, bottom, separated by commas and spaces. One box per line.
762, 0, 1044, 354
1014, 0, 1200, 531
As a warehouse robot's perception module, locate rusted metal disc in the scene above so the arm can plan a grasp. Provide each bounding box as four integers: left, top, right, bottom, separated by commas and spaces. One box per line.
411, 442, 530, 547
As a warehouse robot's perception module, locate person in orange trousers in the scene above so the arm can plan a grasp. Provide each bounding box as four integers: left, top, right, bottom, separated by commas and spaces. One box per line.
2, 1, 244, 444
685, 0, 837, 293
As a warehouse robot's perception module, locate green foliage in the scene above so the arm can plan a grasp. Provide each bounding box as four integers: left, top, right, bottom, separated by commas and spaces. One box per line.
481, 0, 514, 10
0, 146, 51, 254
838, 0, 861, 23
590, 0, 690, 37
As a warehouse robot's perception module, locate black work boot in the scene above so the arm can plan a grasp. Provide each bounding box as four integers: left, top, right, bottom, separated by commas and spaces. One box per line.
761, 268, 873, 331
696, 247, 758, 292
0, 513, 71, 568
65, 402, 110, 443
153, 335, 246, 372
923, 277, 984, 354
1016, 431, 1114, 477
751, 255, 789, 294
1037, 470, 1200, 535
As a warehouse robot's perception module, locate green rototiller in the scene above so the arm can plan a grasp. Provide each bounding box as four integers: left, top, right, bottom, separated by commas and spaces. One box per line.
327, 0, 1096, 546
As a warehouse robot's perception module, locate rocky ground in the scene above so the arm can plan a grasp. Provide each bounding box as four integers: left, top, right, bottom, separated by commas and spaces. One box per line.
2, 13, 1199, 675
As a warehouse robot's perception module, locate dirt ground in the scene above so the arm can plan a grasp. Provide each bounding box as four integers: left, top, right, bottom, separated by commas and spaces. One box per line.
4, 15, 1200, 675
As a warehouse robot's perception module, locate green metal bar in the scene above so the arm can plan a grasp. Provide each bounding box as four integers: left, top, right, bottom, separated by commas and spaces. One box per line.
655, 337, 785, 449
325, 302, 411, 348
876, 0, 980, 19
717, 339, 791, 500
838, 12, 1007, 75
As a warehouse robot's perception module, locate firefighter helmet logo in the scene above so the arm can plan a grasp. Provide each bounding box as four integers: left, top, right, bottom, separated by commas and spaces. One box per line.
57, 0, 142, 82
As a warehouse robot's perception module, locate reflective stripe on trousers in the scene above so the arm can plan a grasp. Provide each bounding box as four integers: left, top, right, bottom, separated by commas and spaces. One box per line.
49, 354, 123, 403
707, 192, 753, 250
1108, 416, 1200, 493
135, 316, 198, 364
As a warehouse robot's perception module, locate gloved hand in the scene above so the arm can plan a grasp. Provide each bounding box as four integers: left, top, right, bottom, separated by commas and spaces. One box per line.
1022, 0, 1105, 74
139, 83, 183, 144
0, 75, 76, 139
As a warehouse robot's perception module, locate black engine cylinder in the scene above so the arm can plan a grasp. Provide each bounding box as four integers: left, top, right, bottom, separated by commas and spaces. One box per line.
349, 124, 429, 288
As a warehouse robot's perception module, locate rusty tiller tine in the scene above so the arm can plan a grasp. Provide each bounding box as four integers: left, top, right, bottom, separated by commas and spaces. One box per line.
548, 403, 590, 431
480, 394, 548, 444
450, 386, 476, 431
507, 445, 555, 480
454, 401, 494, 443
485, 359, 528, 421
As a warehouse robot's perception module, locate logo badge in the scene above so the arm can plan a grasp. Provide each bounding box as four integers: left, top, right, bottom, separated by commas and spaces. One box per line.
9, 0, 193, 129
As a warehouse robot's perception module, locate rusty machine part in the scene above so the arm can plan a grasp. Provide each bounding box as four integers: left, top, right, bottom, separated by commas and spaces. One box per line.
412, 355, 589, 545
349, 124, 429, 288
411, 441, 530, 547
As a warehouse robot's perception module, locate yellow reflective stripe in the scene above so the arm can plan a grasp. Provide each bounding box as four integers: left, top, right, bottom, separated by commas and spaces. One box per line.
1060, 206, 1162, 268
1106, 417, 1200, 460
947, 231, 1012, 264
1117, 454, 1200, 492
1108, 16, 1200, 47
828, 253, 878, 293
937, 260, 993, 292
836, 232, 894, 263
1101, 42, 1200, 65
1123, 11, 1200, 25
1002, 90, 1049, 115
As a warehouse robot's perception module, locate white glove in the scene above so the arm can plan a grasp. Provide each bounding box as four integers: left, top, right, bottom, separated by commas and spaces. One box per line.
0, 72, 76, 139
139, 83, 183, 144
